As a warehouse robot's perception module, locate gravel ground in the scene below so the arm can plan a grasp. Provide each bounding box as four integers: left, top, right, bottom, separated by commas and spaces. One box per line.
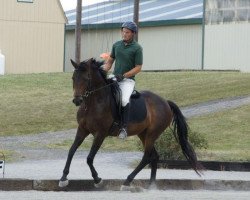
181, 95, 250, 118
0, 96, 250, 176
3, 152, 250, 181
1, 95, 250, 162
0, 190, 250, 200
1, 95, 249, 182
1, 96, 250, 198
1, 129, 76, 161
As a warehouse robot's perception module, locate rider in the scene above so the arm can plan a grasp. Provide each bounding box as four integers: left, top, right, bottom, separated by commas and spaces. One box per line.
103, 21, 143, 139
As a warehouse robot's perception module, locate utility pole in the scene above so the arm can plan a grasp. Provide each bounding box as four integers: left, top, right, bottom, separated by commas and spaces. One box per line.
75, 0, 82, 64
201, 0, 206, 70
133, 0, 140, 41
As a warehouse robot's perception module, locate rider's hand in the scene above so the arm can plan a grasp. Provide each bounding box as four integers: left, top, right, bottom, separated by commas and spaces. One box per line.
101, 64, 109, 72
115, 74, 124, 82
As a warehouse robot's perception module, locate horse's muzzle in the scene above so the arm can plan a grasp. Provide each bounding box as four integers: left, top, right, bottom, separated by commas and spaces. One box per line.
72, 96, 83, 106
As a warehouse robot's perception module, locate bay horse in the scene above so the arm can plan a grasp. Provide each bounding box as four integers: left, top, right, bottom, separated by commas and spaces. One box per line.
59, 58, 202, 190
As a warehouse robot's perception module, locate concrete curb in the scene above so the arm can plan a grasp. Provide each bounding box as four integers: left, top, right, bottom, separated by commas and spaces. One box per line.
159, 160, 250, 171
1, 179, 249, 191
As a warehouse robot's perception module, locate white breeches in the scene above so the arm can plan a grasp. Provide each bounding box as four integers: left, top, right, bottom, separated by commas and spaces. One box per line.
108, 74, 135, 106
118, 78, 135, 106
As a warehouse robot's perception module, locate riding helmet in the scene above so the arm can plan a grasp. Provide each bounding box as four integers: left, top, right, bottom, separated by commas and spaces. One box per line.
121, 21, 137, 33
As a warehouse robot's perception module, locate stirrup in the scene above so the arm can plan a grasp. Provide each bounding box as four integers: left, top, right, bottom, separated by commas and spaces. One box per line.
118, 128, 127, 139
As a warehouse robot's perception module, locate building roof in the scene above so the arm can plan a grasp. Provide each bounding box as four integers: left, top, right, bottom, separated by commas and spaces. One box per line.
57, 0, 68, 24
65, 0, 203, 27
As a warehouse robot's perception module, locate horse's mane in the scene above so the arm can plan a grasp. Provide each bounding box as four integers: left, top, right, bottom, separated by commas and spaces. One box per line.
93, 59, 108, 81
78, 58, 107, 81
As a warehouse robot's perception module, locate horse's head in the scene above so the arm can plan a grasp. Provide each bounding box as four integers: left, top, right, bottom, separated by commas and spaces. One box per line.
71, 58, 105, 106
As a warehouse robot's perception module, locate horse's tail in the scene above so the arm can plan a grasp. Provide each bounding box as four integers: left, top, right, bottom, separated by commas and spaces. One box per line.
167, 100, 203, 175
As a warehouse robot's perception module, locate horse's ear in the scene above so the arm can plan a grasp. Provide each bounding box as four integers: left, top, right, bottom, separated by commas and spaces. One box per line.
88, 58, 103, 68
70, 59, 78, 69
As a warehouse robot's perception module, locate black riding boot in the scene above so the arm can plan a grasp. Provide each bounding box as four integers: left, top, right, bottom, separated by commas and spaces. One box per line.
118, 104, 130, 139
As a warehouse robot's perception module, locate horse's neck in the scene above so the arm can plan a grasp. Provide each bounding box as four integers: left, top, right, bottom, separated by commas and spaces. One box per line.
87, 87, 112, 113
77, 85, 114, 134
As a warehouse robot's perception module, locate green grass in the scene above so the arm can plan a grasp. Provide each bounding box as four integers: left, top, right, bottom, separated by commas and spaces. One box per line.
0, 71, 250, 161
136, 71, 250, 106
0, 150, 17, 162
0, 73, 77, 136
47, 104, 250, 161
0, 71, 250, 136
47, 135, 140, 152
189, 104, 250, 161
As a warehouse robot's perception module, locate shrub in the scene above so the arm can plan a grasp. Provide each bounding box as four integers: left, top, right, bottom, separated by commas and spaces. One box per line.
138, 127, 208, 161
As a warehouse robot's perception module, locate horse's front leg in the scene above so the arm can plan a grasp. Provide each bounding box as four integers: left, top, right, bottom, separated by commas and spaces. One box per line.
59, 127, 89, 187
87, 133, 105, 188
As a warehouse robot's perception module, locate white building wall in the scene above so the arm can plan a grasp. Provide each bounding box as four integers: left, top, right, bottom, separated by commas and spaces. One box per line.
0, 0, 66, 74
65, 24, 202, 72
65, 28, 120, 72
204, 23, 250, 72
140, 25, 202, 70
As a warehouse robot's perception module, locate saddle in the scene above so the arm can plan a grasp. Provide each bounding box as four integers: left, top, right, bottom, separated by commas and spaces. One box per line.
109, 80, 147, 128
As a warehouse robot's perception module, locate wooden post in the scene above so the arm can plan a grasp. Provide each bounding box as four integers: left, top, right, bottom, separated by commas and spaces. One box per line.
133, 0, 140, 42
75, 0, 82, 64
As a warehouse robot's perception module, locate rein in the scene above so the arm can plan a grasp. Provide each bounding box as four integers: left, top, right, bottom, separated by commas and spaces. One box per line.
83, 81, 116, 97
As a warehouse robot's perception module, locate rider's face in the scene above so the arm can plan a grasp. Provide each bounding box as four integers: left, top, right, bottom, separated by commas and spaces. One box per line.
121, 28, 134, 42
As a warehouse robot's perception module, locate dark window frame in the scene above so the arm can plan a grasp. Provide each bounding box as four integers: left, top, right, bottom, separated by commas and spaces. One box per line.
17, 0, 33, 3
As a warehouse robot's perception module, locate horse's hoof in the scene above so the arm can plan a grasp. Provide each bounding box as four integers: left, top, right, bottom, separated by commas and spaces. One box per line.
120, 185, 132, 191
148, 183, 158, 190
94, 179, 103, 188
58, 179, 69, 188
120, 185, 144, 192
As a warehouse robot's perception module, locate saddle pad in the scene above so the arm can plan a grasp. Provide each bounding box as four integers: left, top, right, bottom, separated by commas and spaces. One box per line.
129, 95, 147, 123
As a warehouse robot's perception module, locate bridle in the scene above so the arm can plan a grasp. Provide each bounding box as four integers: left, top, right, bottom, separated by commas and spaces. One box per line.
74, 68, 116, 109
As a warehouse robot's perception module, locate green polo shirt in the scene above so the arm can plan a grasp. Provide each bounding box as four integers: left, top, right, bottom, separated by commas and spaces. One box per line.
110, 40, 143, 80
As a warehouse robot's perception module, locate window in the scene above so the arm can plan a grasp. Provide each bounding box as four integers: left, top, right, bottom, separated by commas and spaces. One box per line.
206, 0, 250, 24
17, 0, 33, 3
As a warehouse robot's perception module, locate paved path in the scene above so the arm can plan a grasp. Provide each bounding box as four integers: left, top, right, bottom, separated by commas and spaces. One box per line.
1, 96, 250, 198
0, 190, 250, 200
182, 95, 250, 118
1, 95, 250, 162
3, 152, 250, 180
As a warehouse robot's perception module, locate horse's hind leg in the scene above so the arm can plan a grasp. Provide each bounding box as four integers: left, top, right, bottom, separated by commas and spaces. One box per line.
121, 147, 159, 190
59, 128, 89, 187
122, 151, 152, 189
121, 133, 159, 190
149, 147, 159, 187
